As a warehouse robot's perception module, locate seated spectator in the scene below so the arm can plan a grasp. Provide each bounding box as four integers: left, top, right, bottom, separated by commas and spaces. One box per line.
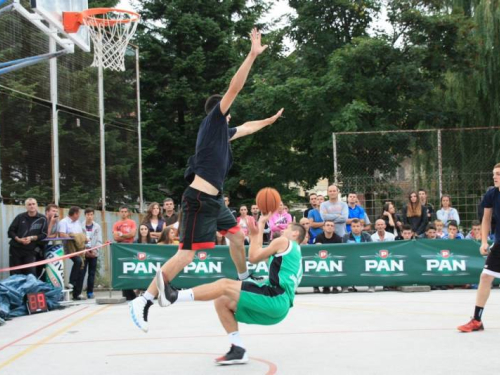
402, 191, 428, 235
269, 201, 292, 240
380, 202, 402, 238
434, 219, 445, 238
418, 224, 437, 239
157, 227, 179, 245
342, 219, 373, 243
398, 224, 414, 240
442, 220, 464, 240
8, 198, 47, 277
299, 217, 312, 244
142, 202, 166, 242
136, 224, 154, 244
436, 194, 460, 234
466, 220, 482, 240
237, 205, 255, 245
315, 220, 342, 244
371, 219, 396, 242
346, 192, 366, 233
216, 231, 229, 246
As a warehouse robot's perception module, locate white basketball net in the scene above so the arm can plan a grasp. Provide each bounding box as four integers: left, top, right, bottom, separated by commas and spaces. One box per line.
83, 10, 139, 72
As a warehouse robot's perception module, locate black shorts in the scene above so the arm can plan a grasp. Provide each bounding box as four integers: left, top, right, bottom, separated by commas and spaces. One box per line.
484, 243, 500, 275
179, 187, 240, 250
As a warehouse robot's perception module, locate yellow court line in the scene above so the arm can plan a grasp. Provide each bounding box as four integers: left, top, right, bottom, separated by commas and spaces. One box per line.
0, 305, 111, 371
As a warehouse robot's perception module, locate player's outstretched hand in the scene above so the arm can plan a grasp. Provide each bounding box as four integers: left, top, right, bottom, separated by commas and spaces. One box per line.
250, 28, 268, 57
268, 108, 284, 125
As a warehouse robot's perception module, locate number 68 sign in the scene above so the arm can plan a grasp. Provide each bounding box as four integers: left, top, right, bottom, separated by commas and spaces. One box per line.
25, 292, 48, 314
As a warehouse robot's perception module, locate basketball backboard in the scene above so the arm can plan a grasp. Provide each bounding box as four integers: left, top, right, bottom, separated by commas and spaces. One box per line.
30, 0, 90, 52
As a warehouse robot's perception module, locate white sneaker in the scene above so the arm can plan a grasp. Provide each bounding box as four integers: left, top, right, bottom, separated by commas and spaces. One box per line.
368, 286, 375, 293
341, 287, 349, 293
129, 296, 153, 333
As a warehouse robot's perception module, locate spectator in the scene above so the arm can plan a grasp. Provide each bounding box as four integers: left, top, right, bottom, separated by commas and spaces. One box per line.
45, 203, 59, 240
157, 227, 179, 245
113, 206, 137, 244
437, 195, 460, 234
81, 208, 102, 300
419, 188, 435, 222
299, 217, 312, 245
380, 202, 402, 238
315, 220, 342, 244
59, 206, 86, 300
418, 224, 437, 239
443, 220, 464, 240
269, 201, 292, 240
342, 219, 372, 243
466, 220, 482, 240
303, 193, 318, 219
346, 192, 366, 233
317, 194, 325, 205
402, 191, 428, 235
398, 225, 414, 240
7, 198, 47, 276
224, 195, 237, 218
371, 219, 396, 242
434, 219, 445, 238
136, 224, 154, 244
237, 205, 255, 245
358, 197, 372, 229
142, 202, 166, 242
320, 184, 348, 237
307, 199, 324, 243
162, 198, 178, 226
251, 204, 270, 243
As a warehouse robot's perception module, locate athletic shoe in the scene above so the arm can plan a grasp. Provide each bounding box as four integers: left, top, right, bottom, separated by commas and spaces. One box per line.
457, 318, 484, 333
215, 345, 249, 365
87, 293, 94, 299
341, 287, 349, 293
313, 287, 320, 293
367, 286, 375, 293
129, 296, 153, 333
322, 287, 331, 294
331, 287, 339, 294
156, 269, 179, 307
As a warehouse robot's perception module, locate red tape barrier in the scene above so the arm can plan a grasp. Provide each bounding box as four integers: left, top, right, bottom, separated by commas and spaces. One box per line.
0, 241, 111, 273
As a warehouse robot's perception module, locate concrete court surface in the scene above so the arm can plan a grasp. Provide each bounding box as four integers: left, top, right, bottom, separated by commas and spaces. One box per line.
1, 288, 500, 375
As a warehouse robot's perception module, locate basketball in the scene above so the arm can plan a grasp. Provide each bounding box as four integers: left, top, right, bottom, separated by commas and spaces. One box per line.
256, 187, 281, 214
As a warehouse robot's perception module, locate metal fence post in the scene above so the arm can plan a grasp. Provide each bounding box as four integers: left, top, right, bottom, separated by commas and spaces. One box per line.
135, 47, 144, 213
437, 129, 443, 198
332, 133, 338, 184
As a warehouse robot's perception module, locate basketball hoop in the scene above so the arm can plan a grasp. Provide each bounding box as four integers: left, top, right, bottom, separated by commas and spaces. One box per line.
63, 8, 140, 71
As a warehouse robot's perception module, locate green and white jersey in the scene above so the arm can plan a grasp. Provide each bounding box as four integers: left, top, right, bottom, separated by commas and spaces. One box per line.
266, 240, 303, 305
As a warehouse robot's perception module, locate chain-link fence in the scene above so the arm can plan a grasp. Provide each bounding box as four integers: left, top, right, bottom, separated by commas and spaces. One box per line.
0, 3, 142, 211
333, 128, 500, 231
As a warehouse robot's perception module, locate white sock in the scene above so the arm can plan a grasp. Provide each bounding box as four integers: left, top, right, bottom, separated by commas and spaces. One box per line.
228, 331, 245, 349
143, 291, 155, 301
238, 271, 249, 280
177, 289, 195, 302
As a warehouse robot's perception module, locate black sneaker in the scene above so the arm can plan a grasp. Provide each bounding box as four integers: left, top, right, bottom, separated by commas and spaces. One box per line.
215, 345, 249, 365
129, 296, 153, 332
322, 287, 331, 294
156, 269, 178, 307
313, 287, 320, 293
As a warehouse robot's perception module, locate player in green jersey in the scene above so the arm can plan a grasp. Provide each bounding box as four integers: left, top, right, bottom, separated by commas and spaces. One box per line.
155, 213, 305, 365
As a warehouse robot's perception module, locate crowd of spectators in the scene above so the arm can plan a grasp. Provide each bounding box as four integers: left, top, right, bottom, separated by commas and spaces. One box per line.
5, 186, 491, 300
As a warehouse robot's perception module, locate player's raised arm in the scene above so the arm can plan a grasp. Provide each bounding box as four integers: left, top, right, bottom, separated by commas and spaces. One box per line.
247, 213, 288, 263
230, 108, 284, 141
220, 28, 268, 115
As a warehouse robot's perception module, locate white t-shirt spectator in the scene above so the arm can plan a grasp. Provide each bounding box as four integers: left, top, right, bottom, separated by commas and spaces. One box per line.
371, 231, 396, 242
58, 217, 83, 234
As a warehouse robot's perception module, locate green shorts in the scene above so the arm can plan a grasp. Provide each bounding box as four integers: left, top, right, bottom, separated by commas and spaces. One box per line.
235, 281, 291, 326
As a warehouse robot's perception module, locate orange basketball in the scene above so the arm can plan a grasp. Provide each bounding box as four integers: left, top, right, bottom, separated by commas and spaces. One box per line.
256, 188, 281, 214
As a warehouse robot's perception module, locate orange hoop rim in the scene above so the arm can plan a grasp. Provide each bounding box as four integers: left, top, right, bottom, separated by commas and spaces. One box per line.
81, 8, 140, 27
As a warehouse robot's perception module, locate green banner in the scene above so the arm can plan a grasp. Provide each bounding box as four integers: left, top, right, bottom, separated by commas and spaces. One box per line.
111, 240, 489, 289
